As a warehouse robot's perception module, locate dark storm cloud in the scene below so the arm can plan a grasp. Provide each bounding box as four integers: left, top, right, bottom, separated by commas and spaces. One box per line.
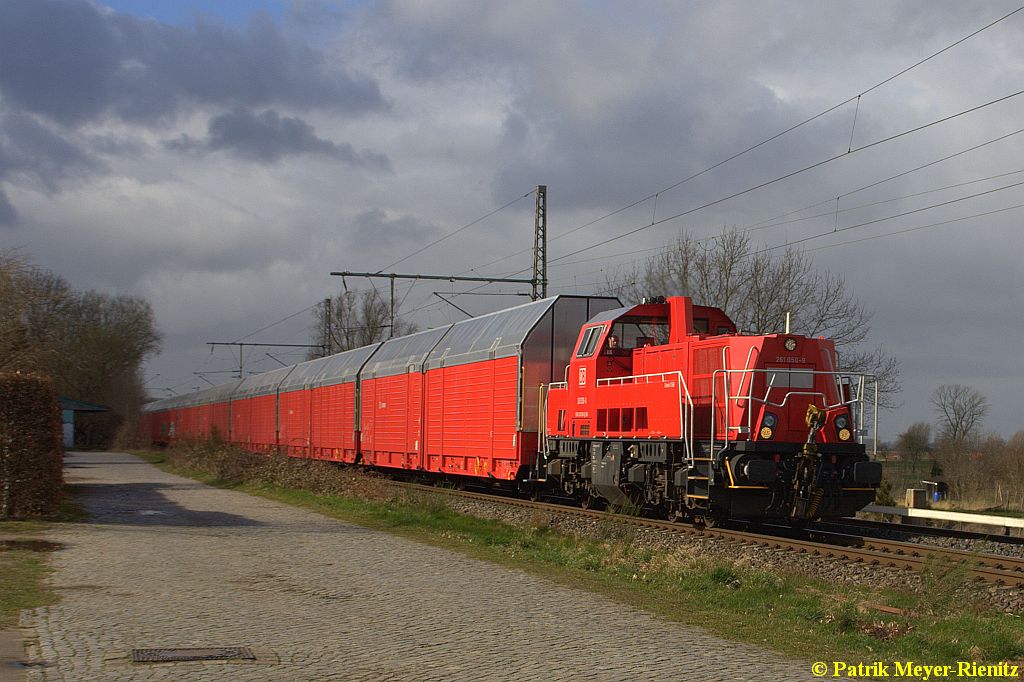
0, 113, 102, 192
0, 0, 387, 126
166, 109, 392, 169
349, 208, 440, 250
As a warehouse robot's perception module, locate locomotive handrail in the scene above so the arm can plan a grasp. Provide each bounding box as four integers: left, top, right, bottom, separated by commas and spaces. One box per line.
549, 381, 568, 390
596, 371, 694, 462
711, 367, 878, 457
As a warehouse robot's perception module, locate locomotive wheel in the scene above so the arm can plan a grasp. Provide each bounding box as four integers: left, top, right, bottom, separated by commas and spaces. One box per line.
579, 491, 606, 511
699, 510, 727, 528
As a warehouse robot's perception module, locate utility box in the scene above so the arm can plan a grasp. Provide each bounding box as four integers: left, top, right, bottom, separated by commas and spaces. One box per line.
905, 488, 927, 508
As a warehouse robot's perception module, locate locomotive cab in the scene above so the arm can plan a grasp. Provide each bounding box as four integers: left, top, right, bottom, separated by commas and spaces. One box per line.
543, 296, 880, 524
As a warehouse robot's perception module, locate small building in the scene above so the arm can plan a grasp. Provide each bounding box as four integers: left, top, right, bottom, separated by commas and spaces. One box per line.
58, 397, 110, 448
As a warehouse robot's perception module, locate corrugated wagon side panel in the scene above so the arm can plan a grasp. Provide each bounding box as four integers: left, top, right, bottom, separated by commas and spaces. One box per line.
359, 373, 426, 471
249, 394, 278, 451
310, 383, 358, 462
424, 371, 444, 472
358, 380, 376, 464
195, 404, 211, 439
230, 398, 251, 446
278, 389, 311, 457
490, 356, 521, 479
438, 360, 496, 476
407, 373, 423, 470
360, 374, 418, 470
211, 401, 231, 441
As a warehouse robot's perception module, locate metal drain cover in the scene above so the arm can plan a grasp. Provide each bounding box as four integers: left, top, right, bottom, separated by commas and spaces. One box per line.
130, 647, 255, 663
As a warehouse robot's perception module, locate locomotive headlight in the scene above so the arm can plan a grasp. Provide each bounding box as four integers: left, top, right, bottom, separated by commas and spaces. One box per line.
784, 338, 797, 351
835, 415, 849, 429
838, 428, 852, 441
759, 426, 774, 439
762, 413, 778, 428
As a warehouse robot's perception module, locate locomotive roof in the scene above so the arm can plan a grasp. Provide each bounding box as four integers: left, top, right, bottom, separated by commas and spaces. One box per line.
583, 304, 637, 325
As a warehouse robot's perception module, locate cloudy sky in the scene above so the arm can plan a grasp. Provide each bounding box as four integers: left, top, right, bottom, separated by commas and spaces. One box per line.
1, 0, 1022, 441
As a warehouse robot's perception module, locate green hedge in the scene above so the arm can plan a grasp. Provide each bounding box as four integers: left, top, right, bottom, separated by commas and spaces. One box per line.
0, 372, 63, 519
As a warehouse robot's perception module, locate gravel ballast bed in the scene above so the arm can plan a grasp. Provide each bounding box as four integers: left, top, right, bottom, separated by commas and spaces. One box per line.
436, 493, 1024, 614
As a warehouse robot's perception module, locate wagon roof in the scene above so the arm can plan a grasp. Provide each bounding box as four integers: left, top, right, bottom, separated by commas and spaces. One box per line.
425, 295, 619, 370
232, 365, 296, 399
361, 325, 453, 378
278, 343, 382, 391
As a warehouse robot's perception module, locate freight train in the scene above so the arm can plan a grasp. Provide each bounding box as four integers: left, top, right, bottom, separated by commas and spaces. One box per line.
141, 295, 881, 524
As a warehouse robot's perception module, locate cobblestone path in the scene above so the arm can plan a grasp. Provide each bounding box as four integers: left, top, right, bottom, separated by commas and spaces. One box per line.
16, 452, 834, 681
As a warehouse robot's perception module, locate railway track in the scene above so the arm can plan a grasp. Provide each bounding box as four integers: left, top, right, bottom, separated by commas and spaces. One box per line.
825, 517, 1024, 545
393, 481, 1024, 589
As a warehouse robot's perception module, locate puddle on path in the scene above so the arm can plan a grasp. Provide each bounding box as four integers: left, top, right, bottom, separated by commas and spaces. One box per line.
0, 539, 63, 552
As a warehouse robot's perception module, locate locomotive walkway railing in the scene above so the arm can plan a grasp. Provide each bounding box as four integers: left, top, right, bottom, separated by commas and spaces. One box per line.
545, 372, 696, 463
710, 363, 878, 460
596, 372, 695, 463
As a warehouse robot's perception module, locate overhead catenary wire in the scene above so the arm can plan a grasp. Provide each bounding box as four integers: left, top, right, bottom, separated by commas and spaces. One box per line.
542, 199, 1024, 293
548, 88, 1024, 265
459, 5, 1024, 277
372, 6, 1024, 323
755, 177, 1024, 254
231, 302, 321, 343
740, 126, 1024, 232
801, 202, 1024, 253
375, 189, 535, 273
738, 167, 1024, 235
451, 125, 1024, 302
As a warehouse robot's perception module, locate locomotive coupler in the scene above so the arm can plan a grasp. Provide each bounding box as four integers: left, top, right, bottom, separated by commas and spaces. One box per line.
790, 405, 827, 520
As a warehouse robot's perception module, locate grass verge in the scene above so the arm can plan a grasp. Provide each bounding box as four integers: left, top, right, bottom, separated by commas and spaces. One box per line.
0, 546, 55, 629
0, 490, 84, 628
139, 444, 1024, 667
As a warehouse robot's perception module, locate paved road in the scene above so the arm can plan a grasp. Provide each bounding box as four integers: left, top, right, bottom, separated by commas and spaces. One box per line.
15, 452, 833, 681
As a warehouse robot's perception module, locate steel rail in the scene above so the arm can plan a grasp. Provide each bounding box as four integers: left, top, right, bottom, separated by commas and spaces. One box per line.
827, 517, 1024, 545
389, 480, 1024, 588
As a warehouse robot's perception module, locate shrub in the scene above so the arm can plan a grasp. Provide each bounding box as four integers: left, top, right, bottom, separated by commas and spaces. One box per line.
0, 372, 63, 519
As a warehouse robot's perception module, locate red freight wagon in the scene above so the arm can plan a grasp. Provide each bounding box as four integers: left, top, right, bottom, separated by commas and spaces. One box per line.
230, 366, 295, 451
310, 343, 382, 463
423, 296, 619, 481
205, 380, 240, 442
186, 380, 241, 442
360, 327, 452, 470
276, 370, 313, 457
276, 343, 381, 461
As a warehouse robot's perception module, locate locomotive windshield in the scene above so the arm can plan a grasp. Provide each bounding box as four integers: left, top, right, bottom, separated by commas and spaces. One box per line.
609, 316, 669, 348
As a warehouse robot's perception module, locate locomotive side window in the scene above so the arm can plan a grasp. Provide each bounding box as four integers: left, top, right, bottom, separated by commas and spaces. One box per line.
575, 326, 604, 357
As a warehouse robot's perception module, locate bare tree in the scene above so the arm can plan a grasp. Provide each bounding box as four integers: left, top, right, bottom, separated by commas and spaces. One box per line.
1, 250, 162, 446
894, 421, 931, 473
603, 228, 900, 403
931, 384, 989, 444
309, 289, 418, 357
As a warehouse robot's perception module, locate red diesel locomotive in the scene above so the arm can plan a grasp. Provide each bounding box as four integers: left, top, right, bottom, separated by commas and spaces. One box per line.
542, 295, 881, 525
141, 294, 880, 524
